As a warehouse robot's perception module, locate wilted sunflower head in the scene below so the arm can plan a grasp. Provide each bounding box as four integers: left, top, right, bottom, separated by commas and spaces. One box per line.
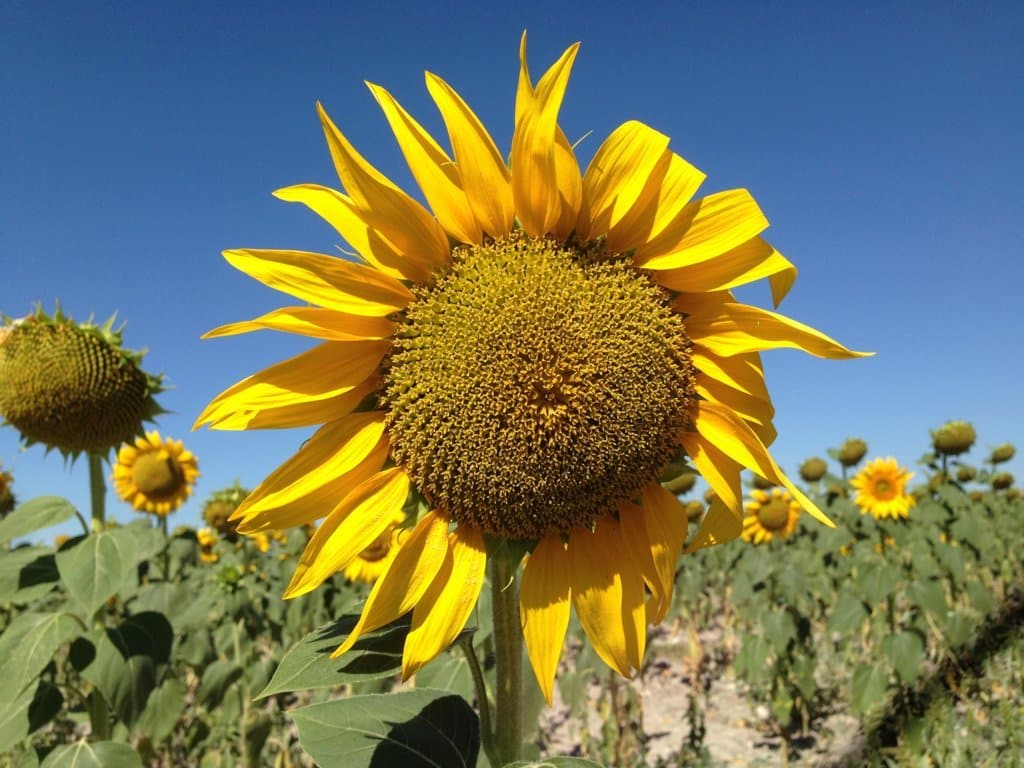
202, 481, 251, 538
0, 305, 163, 458
741, 488, 801, 544
931, 420, 976, 457
196, 35, 868, 701
0, 462, 14, 517
989, 443, 1015, 464
851, 457, 915, 520
799, 457, 828, 483
991, 472, 1014, 491
833, 438, 868, 468
112, 431, 199, 516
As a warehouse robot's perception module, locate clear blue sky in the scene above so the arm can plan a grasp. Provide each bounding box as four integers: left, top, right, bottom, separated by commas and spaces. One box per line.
3, 2, 1022, 537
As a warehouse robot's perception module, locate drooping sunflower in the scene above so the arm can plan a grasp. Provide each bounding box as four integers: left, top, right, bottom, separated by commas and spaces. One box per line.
344, 522, 408, 585
112, 431, 200, 516
850, 457, 915, 520
196, 36, 867, 702
741, 488, 801, 544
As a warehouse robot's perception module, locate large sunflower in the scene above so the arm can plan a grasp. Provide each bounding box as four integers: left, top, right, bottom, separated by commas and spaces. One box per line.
850, 457, 915, 520
197, 36, 867, 703
741, 488, 801, 544
112, 431, 199, 516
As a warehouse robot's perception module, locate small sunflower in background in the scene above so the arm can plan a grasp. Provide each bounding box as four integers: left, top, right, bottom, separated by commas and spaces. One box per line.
197, 527, 220, 564
799, 457, 828, 483
742, 488, 801, 544
196, 35, 867, 701
344, 517, 408, 584
832, 438, 868, 472
112, 432, 199, 516
203, 481, 251, 539
0, 462, 15, 517
931, 420, 976, 457
0, 305, 163, 458
851, 457, 915, 520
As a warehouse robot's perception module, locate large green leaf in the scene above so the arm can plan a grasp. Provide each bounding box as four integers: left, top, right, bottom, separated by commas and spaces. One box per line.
77, 612, 173, 727
0, 681, 63, 753
850, 664, 889, 715
855, 562, 902, 604
908, 579, 948, 618
882, 631, 925, 685
197, 660, 244, 709
134, 677, 185, 743
292, 688, 479, 768
56, 528, 139, 616
0, 547, 60, 603
0, 611, 82, 695
38, 740, 142, 768
0, 497, 77, 546
827, 592, 869, 635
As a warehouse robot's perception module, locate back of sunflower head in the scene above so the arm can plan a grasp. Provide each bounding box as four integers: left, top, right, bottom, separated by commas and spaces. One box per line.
0, 304, 164, 458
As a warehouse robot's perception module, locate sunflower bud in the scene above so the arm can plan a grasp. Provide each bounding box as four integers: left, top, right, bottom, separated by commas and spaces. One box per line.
685, 500, 705, 521
992, 472, 1014, 491
836, 438, 868, 468
799, 457, 828, 482
969, 490, 986, 503
703, 488, 717, 504
751, 474, 776, 490
955, 465, 977, 483
990, 443, 1016, 464
662, 472, 696, 495
202, 482, 251, 539
0, 306, 163, 457
931, 420, 976, 457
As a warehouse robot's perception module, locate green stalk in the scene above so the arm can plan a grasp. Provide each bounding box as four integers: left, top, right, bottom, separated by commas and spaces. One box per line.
87, 689, 111, 740
88, 453, 106, 531
490, 553, 523, 765
458, 635, 497, 767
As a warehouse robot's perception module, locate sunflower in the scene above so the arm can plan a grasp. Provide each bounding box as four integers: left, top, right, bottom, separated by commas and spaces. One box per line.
344, 521, 408, 584
112, 431, 199, 516
0, 462, 15, 517
741, 488, 801, 544
850, 457, 915, 520
197, 36, 867, 702
197, 526, 220, 564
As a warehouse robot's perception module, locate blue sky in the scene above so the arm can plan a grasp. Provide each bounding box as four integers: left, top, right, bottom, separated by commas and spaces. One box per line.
2, 2, 1022, 537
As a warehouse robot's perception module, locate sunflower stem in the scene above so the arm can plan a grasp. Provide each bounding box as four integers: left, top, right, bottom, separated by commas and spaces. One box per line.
87, 453, 106, 531
490, 552, 523, 765
458, 635, 497, 766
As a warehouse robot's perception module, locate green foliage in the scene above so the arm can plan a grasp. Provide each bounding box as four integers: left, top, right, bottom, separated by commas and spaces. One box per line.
0, 498, 77, 547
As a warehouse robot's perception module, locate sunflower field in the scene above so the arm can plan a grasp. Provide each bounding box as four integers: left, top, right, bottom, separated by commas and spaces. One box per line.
2, 33, 1022, 768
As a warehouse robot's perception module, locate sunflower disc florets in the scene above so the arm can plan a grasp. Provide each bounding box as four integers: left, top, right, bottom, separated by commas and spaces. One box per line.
0, 305, 163, 458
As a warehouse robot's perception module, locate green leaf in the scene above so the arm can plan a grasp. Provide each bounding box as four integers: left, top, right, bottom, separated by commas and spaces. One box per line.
0, 497, 77, 547
122, 522, 167, 566
0, 681, 62, 753
56, 529, 139, 616
850, 664, 889, 715
826, 592, 868, 635
135, 678, 185, 743
506, 760, 605, 767
761, 611, 796, 653
909, 579, 948, 618
0, 612, 82, 696
734, 635, 771, 684
882, 631, 925, 685
197, 660, 244, 709
38, 740, 142, 768
259, 612, 412, 698
966, 579, 994, 616
940, 609, 975, 648
855, 562, 902, 604
78, 612, 173, 727
0, 547, 60, 603
291, 688, 479, 768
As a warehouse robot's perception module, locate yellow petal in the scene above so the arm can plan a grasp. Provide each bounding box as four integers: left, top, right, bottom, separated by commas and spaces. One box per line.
686, 497, 743, 553
317, 103, 450, 269
577, 121, 670, 242
569, 518, 645, 676
634, 189, 769, 270
695, 374, 777, 446
550, 127, 583, 241
403, 525, 487, 679
512, 37, 580, 237
201, 378, 376, 431
284, 468, 411, 598
634, 484, 689, 623
683, 300, 873, 359
272, 184, 431, 283
607, 151, 706, 253
650, 236, 797, 308
519, 534, 572, 705
366, 82, 482, 245
231, 412, 389, 533
203, 307, 395, 342
691, 347, 769, 401
425, 73, 514, 239
692, 400, 834, 527
194, 341, 387, 431
679, 430, 743, 525
222, 248, 412, 316
331, 511, 451, 658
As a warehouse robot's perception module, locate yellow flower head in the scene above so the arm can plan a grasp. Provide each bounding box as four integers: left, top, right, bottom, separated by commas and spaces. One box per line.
196, 36, 868, 703
850, 457, 915, 520
112, 431, 199, 516
344, 521, 408, 585
741, 488, 801, 544
197, 526, 220, 564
